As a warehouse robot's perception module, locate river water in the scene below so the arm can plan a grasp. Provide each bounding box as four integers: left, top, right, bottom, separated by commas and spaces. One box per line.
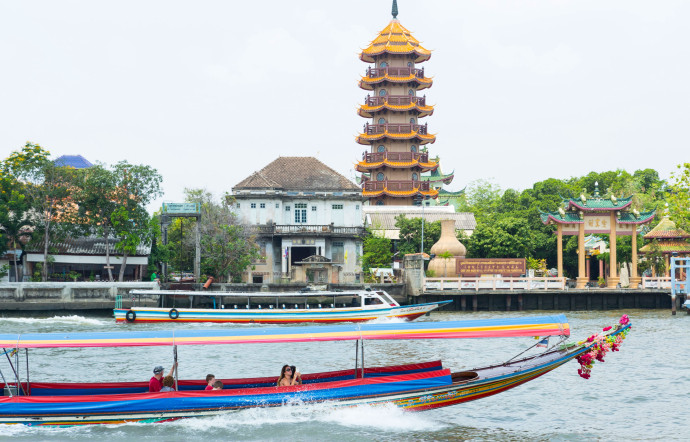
0, 309, 687, 441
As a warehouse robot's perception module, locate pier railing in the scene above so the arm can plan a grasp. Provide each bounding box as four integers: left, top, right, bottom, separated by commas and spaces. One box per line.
424, 277, 566, 291
641, 277, 672, 289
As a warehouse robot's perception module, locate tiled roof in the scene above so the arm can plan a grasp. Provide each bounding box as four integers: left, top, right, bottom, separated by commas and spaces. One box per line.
360, 73, 432, 91
25, 235, 151, 256
54, 155, 93, 169
639, 239, 690, 254
233, 157, 360, 191
540, 210, 656, 225
643, 216, 690, 239
360, 20, 432, 63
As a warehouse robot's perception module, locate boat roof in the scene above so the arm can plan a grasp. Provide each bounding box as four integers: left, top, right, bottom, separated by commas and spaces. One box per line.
0, 315, 569, 348
129, 290, 392, 298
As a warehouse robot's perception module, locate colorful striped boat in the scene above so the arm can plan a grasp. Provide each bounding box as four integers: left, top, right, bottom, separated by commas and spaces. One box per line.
0, 315, 632, 426
114, 289, 450, 323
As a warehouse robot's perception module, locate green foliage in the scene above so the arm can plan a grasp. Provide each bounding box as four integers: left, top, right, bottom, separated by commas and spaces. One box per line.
362, 230, 393, 272
668, 163, 690, 231
395, 215, 441, 255
0, 264, 9, 279
467, 217, 533, 258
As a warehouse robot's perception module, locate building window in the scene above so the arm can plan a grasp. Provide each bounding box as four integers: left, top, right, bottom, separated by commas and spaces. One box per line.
377, 145, 385, 152
237, 203, 240, 208
332, 204, 344, 210
295, 203, 307, 223
408, 89, 414, 95
311, 206, 317, 211
376, 200, 384, 206
332, 241, 344, 263
285, 206, 291, 211
376, 172, 384, 181
250, 203, 256, 209
378, 89, 386, 97
275, 203, 279, 208
356, 205, 360, 210
378, 117, 386, 124
412, 173, 418, 181
410, 117, 415, 124
380, 61, 388, 67
411, 145, 417, 153
260, 203, 266, 209
407, 61, 413, 67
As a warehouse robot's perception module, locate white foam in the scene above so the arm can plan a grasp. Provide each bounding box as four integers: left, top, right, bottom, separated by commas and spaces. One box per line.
0, 315, 107, 326
368, 316, 409, 324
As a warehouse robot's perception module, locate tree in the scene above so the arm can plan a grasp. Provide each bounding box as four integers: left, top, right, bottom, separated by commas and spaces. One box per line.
0, 174, 33, 282
3, 143, 77, 281
466, 217, 533, 258
395, 215, 441, 255
668, 162, 690, 231
362, 230, 393, 272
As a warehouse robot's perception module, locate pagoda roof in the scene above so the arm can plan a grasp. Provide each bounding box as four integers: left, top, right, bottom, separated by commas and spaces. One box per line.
360, 20, 432, 63
539, 209, 656, 225
54, 155, 93, 169
560, 183, 633, 212
358, 102, 434, 118
643, 216, 690, 239
438, 188, 465, 197
639, 239, 690, 254
356, 130, 435, 145
233, 157, 360, 192
355, 158, 438, 173
362, 187, 438, 199
360, 73, 432, 91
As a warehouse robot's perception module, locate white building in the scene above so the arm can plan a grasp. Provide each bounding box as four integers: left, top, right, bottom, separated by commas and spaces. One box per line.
232, 157, 365, 284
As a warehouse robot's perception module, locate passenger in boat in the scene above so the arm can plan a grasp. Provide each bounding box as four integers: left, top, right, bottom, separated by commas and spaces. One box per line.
277, 364, 302, 386
160, 375, 176, 392
212, 380, 223, 390
149, 362, 177, 392
204, 374, 216, 391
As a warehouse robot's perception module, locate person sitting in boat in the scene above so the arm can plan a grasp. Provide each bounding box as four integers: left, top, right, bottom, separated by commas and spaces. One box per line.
277, 364, 302, 387
204, 374, 216, 391
149, 362, 177, 392
212, 380, 223, 390
160, 375, 176, 392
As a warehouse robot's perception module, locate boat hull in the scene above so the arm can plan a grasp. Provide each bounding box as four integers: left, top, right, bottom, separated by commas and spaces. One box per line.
113, 301, 448, 324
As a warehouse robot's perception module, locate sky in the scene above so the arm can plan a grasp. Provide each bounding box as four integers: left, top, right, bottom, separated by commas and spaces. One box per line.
1, 0, 688, 210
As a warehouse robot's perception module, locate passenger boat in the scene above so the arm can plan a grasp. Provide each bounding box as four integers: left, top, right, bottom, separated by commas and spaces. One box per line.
113, 289, 450, 323
0, 314, 631, 426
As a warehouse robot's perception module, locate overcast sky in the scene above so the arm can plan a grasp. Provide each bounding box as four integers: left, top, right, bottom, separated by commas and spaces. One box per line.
1, 0, 688, 209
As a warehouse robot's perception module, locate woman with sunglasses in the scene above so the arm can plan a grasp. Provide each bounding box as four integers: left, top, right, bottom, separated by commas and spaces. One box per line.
277, 364, 302, 386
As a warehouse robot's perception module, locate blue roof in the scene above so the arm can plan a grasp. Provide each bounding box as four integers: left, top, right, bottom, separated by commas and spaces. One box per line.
54, 155, 93, 169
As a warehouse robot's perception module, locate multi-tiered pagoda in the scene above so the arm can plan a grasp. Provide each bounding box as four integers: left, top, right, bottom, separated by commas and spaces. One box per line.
356, 1, 439, 205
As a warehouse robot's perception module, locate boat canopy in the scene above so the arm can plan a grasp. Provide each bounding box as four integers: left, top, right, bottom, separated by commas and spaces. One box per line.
0, 315, 569, 348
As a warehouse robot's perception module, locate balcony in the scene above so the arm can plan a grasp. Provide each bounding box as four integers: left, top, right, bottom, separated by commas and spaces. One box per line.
366, 66, 425, 78
362, 152, 429, 163
363, 122, 428, 135
247, 224, 365, 237
364, 95, 427, 107
363, 180, 431, 192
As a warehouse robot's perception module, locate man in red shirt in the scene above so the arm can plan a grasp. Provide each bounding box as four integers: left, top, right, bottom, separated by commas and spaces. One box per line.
204, 374, 216, 391
149, 362, 177, 392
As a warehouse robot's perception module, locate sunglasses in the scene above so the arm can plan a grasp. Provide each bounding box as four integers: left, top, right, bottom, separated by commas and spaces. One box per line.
285, 368, 293, 372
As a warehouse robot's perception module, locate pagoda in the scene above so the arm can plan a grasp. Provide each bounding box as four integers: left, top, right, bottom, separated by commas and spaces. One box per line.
539, 182, 655, 289
356, 0, 439, 205
640, 212, 690, 276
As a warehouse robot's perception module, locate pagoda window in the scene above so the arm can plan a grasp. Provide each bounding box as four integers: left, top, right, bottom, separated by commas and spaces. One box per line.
407, 61, 413, 67
408, 89, 414, 95
379, 61, 388, 68
378, 117, 386, 124
377, 145, 385, 152
376, 200, 384, 206
376, 172, 385, 181
412, 173, 418, 181
411, 145, 417, 152
410, 118, 416, 123
378, 89, 387, 97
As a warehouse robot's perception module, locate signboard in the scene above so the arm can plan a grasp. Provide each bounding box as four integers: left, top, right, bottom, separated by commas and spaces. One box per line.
162, 203, 200, 215
456, 258, 526, 277
561, 214, 635, 235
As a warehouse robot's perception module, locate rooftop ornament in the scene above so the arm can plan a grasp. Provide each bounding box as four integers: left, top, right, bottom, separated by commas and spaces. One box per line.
392, 0, 398, 19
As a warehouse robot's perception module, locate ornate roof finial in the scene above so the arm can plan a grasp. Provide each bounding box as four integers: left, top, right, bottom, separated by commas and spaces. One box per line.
593, 181, 600, 197
392, 0, 399, 19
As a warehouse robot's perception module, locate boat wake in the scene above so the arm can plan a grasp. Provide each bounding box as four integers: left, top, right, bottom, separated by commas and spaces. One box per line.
0, 315, 106, 326
368, 316, 410, 324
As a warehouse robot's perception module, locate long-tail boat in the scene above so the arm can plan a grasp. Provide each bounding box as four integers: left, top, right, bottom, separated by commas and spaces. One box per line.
114, 289, 450, 323
0, 314, 631, 426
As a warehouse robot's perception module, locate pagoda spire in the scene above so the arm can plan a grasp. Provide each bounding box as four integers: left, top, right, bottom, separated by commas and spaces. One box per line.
392, 0, 398, 19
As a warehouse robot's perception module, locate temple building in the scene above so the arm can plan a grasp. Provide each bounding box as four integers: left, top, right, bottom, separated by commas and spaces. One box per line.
640, 213, 690, 276
540, 183, 655, 288
356, 1, 439, 205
